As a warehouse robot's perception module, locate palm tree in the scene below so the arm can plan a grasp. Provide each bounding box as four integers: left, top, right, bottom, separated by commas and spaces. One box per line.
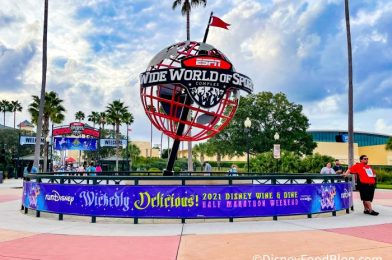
10, 101, 23, 129
386, 138, 392, 151
206, 137, 230, 170
33, 0, 49, 169
123, 111, 134, 170
192, 142, 208, 170
123, 112, 134, 135
87, 111, 100, 128
0, 100, 11, 127
99, 112, 107, 130
127, 142, 141, 169
75, 111, 85, 122
345, 0, 354, 168
75, 110, 85, 165
29, 91, 66, 172
106, 117, 116, 137
172, 0, 207, 41
106, 100, 130, 171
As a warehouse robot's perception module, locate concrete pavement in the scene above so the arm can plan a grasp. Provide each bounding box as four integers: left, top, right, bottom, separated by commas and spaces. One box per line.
0, 178, 391, 259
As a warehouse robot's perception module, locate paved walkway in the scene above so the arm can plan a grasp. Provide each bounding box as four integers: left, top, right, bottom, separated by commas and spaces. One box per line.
0, 179, 391, 260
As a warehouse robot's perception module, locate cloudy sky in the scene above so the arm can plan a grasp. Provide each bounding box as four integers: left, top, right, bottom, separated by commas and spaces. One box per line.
1, 0, 392, 149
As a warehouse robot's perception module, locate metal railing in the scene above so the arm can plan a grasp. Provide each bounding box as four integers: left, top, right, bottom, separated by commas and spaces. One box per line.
25, 171, 350, 183
23, 172, 353, 223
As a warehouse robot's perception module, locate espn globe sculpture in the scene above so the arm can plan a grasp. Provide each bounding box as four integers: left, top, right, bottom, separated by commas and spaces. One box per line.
140, 41, 253, 174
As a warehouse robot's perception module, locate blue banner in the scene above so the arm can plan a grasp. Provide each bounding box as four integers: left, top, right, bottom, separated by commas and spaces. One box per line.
22, 182, 353, 218
54, 137, 98, 151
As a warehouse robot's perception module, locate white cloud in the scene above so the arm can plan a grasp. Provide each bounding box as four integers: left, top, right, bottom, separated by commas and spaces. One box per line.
352, 3, 392, 27
375, 118, 392, 135
1, 0, 392, 146
297, 34, 321, 58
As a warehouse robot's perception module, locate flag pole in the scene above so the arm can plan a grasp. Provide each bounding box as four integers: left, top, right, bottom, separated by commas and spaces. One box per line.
202, 12, 213, 43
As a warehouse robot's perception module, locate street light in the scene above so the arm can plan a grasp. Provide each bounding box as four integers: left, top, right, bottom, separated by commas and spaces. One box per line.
273, 132, 280, 173
244, 117, 252, 173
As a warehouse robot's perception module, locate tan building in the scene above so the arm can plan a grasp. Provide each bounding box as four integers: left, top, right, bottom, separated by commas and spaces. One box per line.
17, 120, 34, 132
182, 130, 392, 166
309, 130, 392, 165
133, 141, 160, 158
313, 142, 359, 165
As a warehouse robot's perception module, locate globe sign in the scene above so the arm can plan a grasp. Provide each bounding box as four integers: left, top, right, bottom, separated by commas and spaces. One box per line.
140, 41, 253, 141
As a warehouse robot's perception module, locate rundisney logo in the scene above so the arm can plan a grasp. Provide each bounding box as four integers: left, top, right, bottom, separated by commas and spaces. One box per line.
341, 189, 351, 199
45, 190, 74, 205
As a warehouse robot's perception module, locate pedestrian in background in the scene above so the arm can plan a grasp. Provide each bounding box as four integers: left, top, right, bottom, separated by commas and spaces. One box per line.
203, 161, 212, 176
228, 164, 238, 176
23, 161, 38, 178
95, 164, 102, 173
320, 162, 336, 174
333, 159, 344, 174
86, 162, 96, 176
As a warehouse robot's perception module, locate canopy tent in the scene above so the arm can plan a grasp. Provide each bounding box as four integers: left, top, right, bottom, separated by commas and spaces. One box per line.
65, 157, 76, 163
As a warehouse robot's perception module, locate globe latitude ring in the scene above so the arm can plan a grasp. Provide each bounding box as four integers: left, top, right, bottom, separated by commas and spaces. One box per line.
140, 58, 253, 108
139, 41, 254, 141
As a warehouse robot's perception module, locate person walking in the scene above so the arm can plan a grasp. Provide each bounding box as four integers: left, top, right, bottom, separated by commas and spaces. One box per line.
23, 161, 38, 178
343, 155, 379, 216
86, 162, 96, 176
203, 162, 212, 176
95, 164, 102, 173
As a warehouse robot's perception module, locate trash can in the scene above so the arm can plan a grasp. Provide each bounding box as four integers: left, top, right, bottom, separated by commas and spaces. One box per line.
0, 171, 3, 184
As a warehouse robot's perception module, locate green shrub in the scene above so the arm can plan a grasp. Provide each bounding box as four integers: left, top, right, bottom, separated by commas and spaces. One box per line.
376, 169, 392, 184
300, 153, 335, 173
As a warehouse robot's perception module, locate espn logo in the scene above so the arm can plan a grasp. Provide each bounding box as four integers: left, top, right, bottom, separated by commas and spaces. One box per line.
195, 58, 221, 67
182, 56, 232, 70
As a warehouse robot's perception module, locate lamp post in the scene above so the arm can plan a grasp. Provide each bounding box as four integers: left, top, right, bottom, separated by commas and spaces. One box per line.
17, 131, 21, 178
244, 117, 252, 173
126, 124, 130, 171
273, 132, 280, 173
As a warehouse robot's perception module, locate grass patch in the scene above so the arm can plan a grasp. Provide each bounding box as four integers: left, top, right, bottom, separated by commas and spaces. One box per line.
377, 183, 392, 189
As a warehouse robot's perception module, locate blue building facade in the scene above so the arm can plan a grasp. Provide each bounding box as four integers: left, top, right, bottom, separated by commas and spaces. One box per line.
308, 130, 392, 147
308, 130, 391, 147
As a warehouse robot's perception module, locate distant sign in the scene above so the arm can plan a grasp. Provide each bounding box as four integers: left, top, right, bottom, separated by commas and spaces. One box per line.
100, 139, 127, 148
335, 134, 349, 143
54, 137, 98, 151
70, 122, 84, 136
273, 144, 281, 159
52, 122, 100, 138
20, 136, 45, 145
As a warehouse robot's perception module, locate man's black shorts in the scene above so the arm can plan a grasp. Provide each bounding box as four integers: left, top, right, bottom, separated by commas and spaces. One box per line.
358, 183, 375, 201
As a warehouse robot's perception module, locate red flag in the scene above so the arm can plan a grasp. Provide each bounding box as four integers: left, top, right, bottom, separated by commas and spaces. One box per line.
210, 16, 230, 29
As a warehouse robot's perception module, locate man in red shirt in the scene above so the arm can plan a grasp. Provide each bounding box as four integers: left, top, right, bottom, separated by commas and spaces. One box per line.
344, 155, 379, 215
